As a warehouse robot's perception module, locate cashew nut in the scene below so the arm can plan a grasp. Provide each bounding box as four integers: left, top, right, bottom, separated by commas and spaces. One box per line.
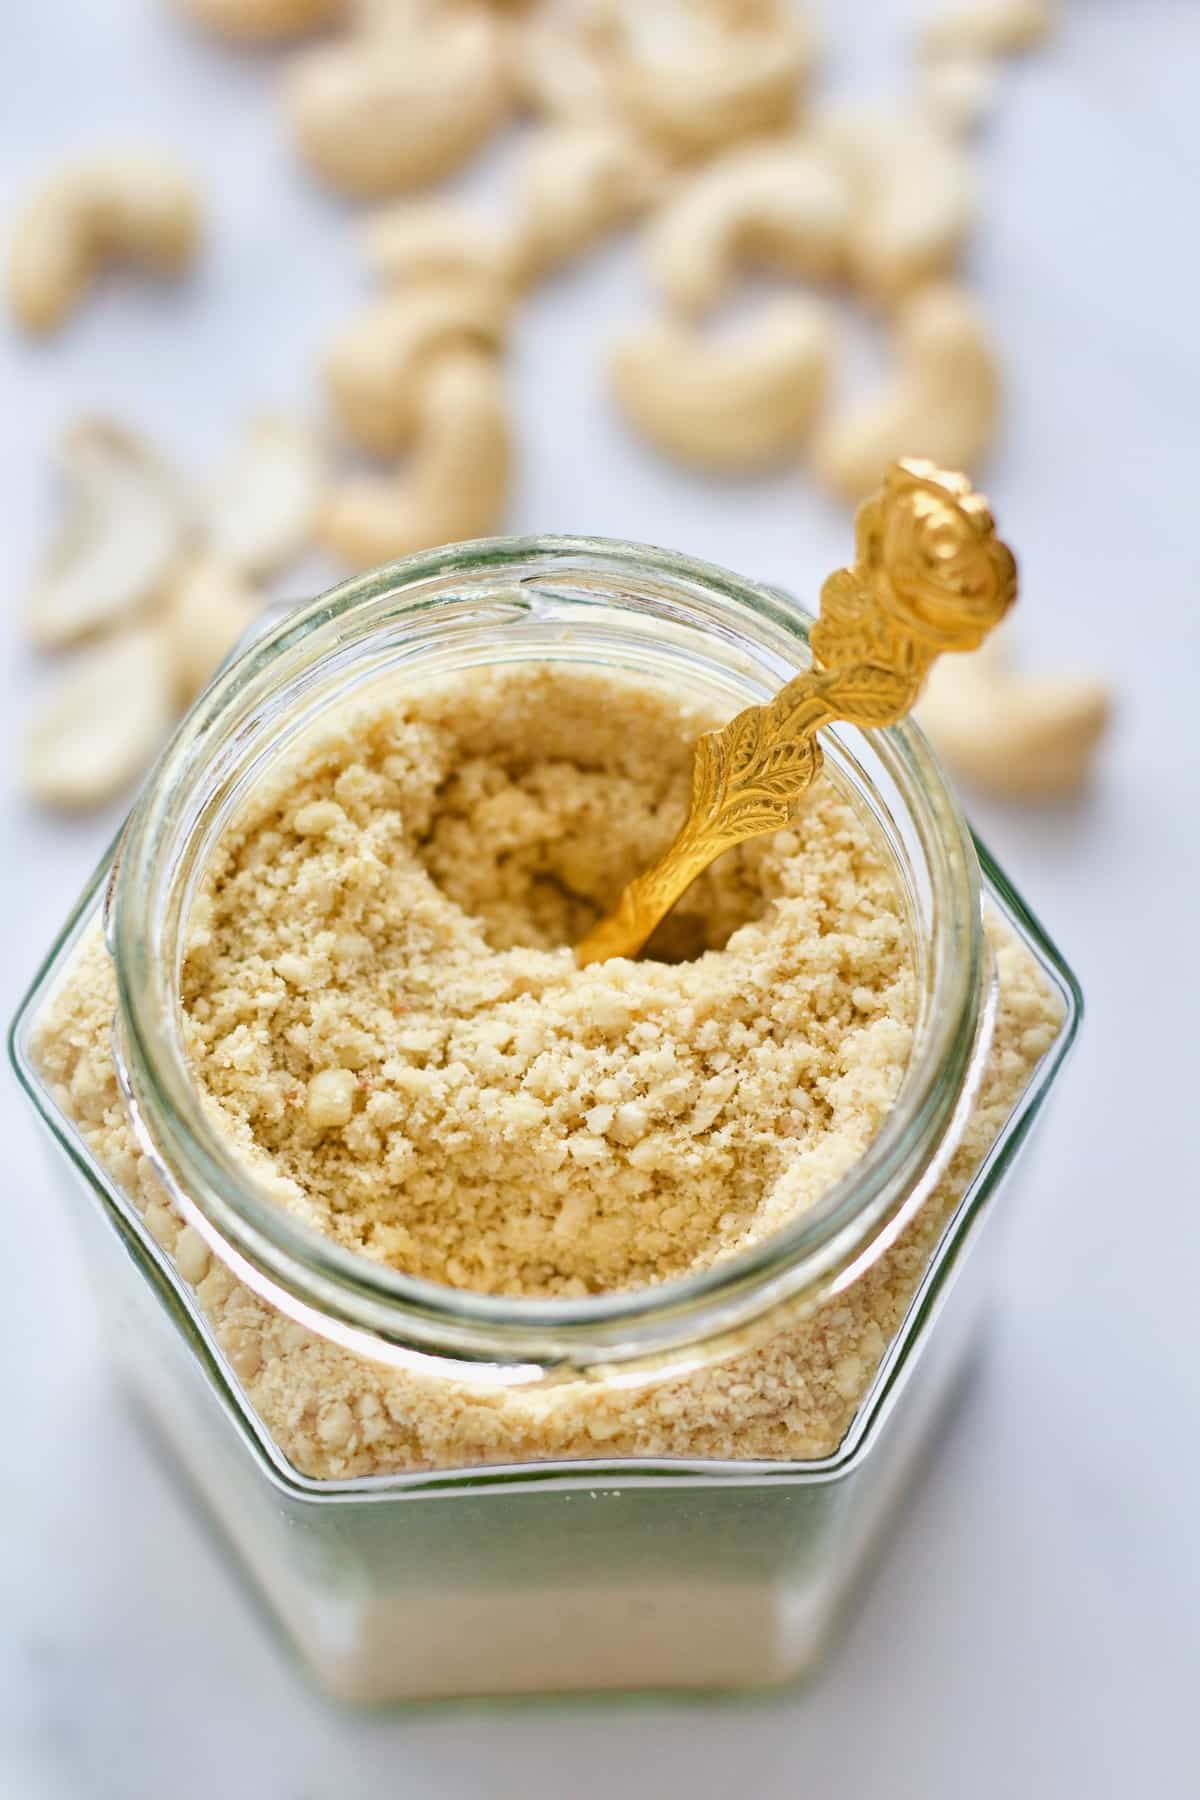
917, 637, 1112, 800
812, 285, 998, 501
200, 415, 328, 577
321, 348, 511, 567
917, 56, 999, 138
600, 0, 816, 155
361, 200, 521, 291
285, 5, 511, 196
611, 299, 831, 471
921, 0, 1055, 59
323, 278, 511, 456
646, 137, 850, 317
6, 152, 201, 335
175, 0, 345, 40
165, 556, 263, 702
21, 624, 176, 811
507, 6, 617, 121
28, 421, 188, 650
815, 104, 973, 300
513, 122, 666, 281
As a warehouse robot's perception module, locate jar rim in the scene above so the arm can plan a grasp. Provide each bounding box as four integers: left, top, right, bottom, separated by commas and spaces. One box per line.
109, 534, 989, 1380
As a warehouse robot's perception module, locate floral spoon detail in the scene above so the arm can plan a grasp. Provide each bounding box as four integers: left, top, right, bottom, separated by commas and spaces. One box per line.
575, 459, 1017, 968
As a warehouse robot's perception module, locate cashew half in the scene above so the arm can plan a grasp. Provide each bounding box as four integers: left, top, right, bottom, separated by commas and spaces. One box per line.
321, 348, 511, 567
362, 200, 521, 291
285, 6, 511, 196
21, 624, 176, 811
176, 0, 345, 40
815, 105, 973, 300
514, 122, 666, 281
646, 138, 850, 317
602, 0, 817, 155
7, 152, 201, 335
165, 556, 263, 702
917, 638, 1112, 800
323, 279, 511, 455
921, 0, 1055, 59
812, 285, 997, 501
611, 299, 831, 471
200, 415, 328, 577
29, 421, 188, 650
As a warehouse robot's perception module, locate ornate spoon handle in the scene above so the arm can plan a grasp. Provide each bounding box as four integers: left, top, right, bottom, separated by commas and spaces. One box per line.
576, 459, 1017, 968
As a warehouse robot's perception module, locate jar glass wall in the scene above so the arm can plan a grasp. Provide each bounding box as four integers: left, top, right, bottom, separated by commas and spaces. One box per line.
10, 538, 1080, 1702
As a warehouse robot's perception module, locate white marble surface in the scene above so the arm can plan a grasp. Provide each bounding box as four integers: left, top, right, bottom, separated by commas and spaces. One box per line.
2, 3, 1198, 1796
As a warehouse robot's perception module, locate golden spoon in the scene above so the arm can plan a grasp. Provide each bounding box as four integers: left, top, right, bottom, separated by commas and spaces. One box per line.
576, 459, 1017, 968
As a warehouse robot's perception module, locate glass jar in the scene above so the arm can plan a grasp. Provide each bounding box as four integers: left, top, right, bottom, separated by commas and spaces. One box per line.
10, 537, 1080, 1703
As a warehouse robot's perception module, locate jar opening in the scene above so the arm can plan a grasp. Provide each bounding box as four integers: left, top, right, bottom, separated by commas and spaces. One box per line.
109, 536, 988, 1382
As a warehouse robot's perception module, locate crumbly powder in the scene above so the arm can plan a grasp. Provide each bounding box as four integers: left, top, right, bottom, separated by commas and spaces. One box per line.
32, 665, 1063, 1477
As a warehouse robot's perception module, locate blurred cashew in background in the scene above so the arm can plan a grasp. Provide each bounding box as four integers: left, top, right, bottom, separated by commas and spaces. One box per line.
165, 556, 263, 701
6, 151, 201, 335
917, 636, 1112, 801
920, 0, 1055, 59
285, 3, 512, 195
199, 415, 328, 577
611, 298, 831, 471
513, 121, 666, 281
646, 137, 849, 317
323, 279, 511, 455
362, 200, 522, 291
21, 625, 177, 811
321, 348, 512, 566
816, 105, 973, 300
812, 284, 998, 500
28, 421, 188, 649
176, 0, 344, 40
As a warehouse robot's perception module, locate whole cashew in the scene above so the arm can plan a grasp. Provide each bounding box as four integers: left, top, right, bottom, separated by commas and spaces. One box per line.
815, 104, 973, 300
514, 122, 666, 281
285, 5, 512, 195
362, 200, 521, 291
6, 152, 201, 335
921, 0, 1055, 59
321, 348, 511, 567
175, 0, 345, 40
646, 137, 850, 317
21, 623, 176, 811
811, 284, 999, 500
600, 0, 817, 155
917, 637, 1112, 800
323, 278, 512, 455
611, 299, 831, 471
29, 420, 188, 649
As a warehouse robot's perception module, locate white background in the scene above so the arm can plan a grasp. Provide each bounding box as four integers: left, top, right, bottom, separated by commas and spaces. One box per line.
2, 3, 1198, 1796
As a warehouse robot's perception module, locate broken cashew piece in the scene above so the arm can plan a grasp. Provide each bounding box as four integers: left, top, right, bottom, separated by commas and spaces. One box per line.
321, 348, 511, 567
514, 122, 666, 281
611, 299, 831, 472
602, 0, 816, 154
285, 6, 511, 196
29, 420, 188, 650
361, 200, 521, 291
921, 0, 1055, 59
646, 138, 850, 317
165, 556, 263, 702
815, 105, 973, 300
812, 285, 998, 501
175, 0, 345, 40
200, 415, 328, 578
6, 152, 201, 335
324, 279, 511, 456
917, 637, 1112, 800
21, 624, 176, 811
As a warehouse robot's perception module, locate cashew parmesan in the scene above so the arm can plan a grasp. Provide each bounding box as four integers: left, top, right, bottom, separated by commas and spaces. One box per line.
32, 663, 1062, 1478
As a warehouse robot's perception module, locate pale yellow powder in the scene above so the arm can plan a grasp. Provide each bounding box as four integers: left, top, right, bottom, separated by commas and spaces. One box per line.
31, 663, 1064, 1477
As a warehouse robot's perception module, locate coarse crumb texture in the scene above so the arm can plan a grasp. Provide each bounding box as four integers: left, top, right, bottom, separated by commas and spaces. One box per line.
32, 665, 1063, 1476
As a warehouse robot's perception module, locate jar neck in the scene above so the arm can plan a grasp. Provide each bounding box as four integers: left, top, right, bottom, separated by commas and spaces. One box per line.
108, 536, 990, 1385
